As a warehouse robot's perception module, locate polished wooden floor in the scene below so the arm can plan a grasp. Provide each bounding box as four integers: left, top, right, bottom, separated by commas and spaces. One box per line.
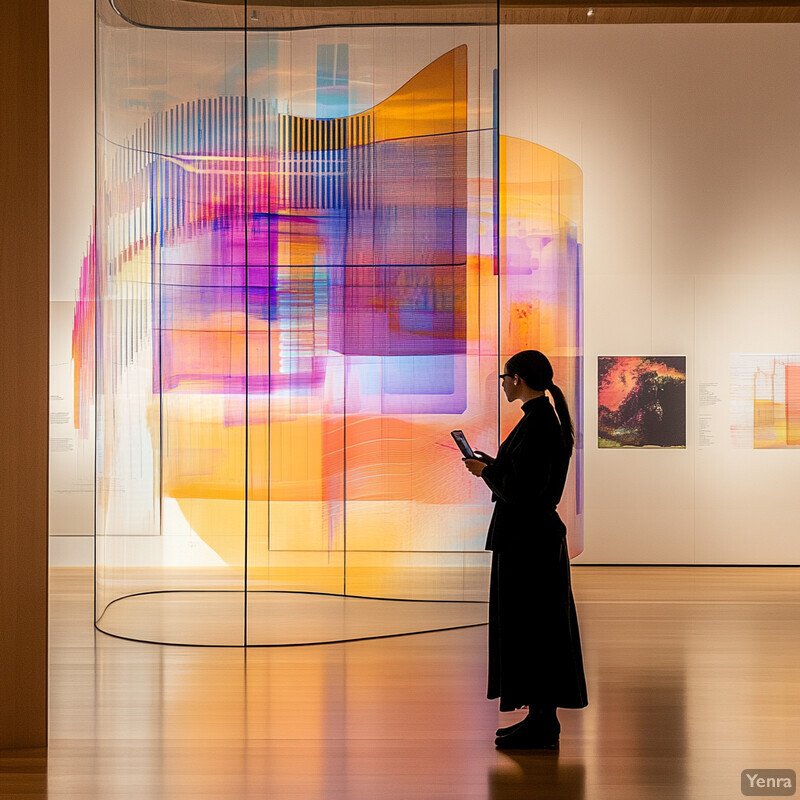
2, 566, 799, 799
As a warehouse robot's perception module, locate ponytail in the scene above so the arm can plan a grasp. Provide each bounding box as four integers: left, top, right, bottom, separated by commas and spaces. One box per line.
505, 350, 575, 456
548, 382, 575, 457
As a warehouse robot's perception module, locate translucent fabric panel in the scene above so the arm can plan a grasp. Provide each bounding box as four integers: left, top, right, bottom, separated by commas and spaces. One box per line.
498, 137, 584, 556
94, 2, 247, 644
89, 1, 581, 645
242, 27, 498, 640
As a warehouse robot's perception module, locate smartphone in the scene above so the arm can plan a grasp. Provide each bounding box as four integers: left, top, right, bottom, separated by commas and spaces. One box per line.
450, 430, 476, 459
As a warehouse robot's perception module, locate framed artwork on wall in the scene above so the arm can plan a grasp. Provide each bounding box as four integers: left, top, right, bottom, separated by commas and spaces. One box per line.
598, 356, 686, 448
731, 354, 800, 449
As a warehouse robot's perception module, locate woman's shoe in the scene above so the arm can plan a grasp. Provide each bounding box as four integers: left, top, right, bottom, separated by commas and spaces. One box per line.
495, 718, 526, 736
494, 713, 560, 749
494, 726, 560, 749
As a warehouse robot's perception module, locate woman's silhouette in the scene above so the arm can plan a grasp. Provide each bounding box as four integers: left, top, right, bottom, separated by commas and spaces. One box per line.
463, 350, 588, 748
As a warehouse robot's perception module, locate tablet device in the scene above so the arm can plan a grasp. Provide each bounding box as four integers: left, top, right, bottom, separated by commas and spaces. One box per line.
450, 430, 476, 459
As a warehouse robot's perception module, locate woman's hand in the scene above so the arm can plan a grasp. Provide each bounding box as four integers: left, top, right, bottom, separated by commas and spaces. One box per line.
473, 450, 495, 464
463, 458, 487, 476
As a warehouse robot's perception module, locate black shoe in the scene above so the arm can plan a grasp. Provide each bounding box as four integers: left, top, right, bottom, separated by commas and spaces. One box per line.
494, 727, 560, 750
495, 718, 527, 737
494, 714, 560, 749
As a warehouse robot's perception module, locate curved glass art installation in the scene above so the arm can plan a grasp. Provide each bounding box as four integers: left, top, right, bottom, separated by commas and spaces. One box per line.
79, 1, 582, 645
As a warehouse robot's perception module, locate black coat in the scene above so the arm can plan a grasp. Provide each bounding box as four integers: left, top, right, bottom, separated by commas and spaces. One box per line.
480, 395, 588, 711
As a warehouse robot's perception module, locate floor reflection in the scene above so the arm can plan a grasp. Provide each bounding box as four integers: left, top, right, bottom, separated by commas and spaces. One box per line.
582, 605, 688, 795
489, 752, 585, 800
43, 567, 800, 800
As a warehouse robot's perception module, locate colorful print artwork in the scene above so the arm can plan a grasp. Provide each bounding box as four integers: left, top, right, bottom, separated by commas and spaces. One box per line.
598, 356, 686, 448
730, 354, 800, 448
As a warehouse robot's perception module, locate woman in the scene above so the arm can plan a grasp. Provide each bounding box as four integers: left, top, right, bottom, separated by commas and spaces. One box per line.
463, 350, 588, 749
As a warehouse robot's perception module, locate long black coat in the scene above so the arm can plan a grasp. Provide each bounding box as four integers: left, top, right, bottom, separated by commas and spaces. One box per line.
480, 395, 588, 712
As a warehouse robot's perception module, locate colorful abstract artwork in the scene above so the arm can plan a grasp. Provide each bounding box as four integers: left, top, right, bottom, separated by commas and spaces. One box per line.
500, 136, 583, 518
598, 356, 686, 448
77, 17, 582, 641
730, 354, 800, 448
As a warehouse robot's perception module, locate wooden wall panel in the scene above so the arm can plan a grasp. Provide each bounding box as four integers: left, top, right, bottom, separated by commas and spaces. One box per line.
0, 0, 49, 751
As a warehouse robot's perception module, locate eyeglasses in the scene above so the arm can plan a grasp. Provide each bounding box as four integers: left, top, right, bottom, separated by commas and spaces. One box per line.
499, 373, 513, 380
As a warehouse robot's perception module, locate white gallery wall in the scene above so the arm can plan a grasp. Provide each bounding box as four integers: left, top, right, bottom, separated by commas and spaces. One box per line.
502, 24, 800, 563
49, 17, 800, 564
